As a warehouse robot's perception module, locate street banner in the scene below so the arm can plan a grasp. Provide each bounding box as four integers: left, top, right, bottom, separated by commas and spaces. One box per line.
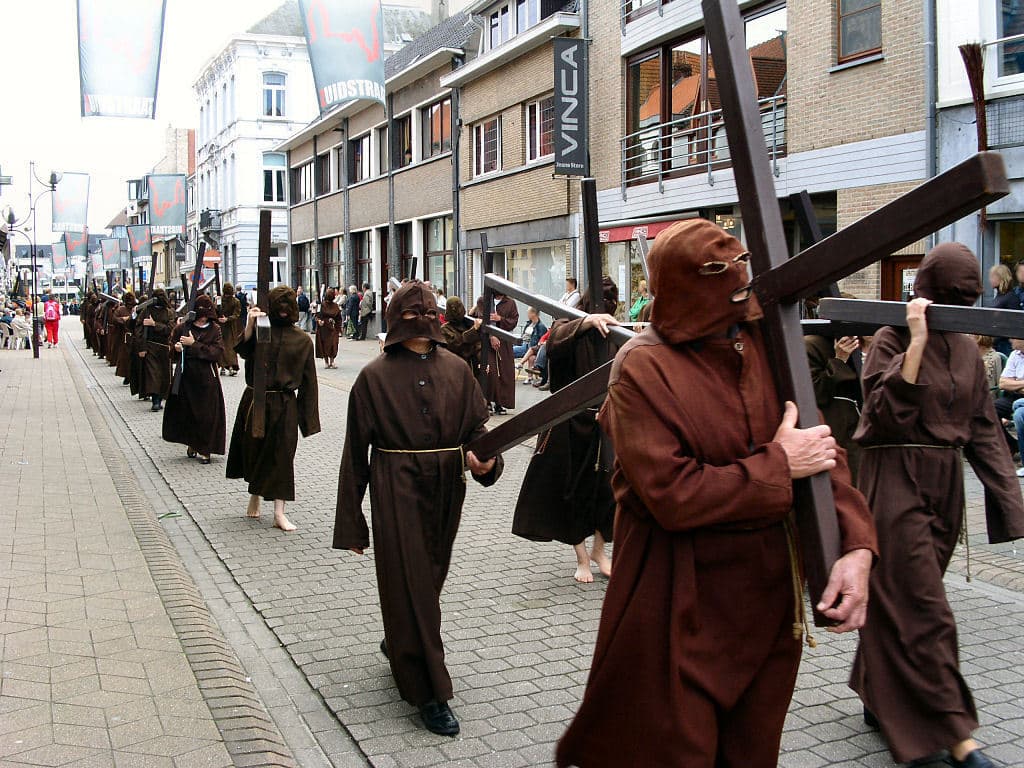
77, 0, 167, 118
91, 250, 103, 275
147, 174, 186, 236
553, 37, 589, 177
128, 224, 152, 265
64, 230, 89, 260
52, 240, 68, 270
100, 238, 120, 271
298, 0, 386, 111
52, 172, 91, 232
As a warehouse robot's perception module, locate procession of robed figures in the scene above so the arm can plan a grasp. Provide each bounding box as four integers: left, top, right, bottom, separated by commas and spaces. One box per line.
73, 2, 1024, 764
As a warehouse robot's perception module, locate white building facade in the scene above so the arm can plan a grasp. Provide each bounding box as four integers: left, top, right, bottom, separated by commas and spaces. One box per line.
193, 29, 317, 288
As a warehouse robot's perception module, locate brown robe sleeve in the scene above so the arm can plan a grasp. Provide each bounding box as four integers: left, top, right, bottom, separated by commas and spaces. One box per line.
496, 299, 518, 331
297, 339, 320, 438
964, 357, 1024, 543
462, 364, 504, 487
188, 324, 224, 363
235, 330, 255, 358
854, 327, 927, 444
545, 317, 587, 362
599, 367, 795, 531
334, 374, 375, 550
830, 450, 879, 556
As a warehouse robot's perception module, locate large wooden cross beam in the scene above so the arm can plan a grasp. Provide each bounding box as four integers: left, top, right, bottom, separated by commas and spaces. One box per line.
252, 210, 273, 438
820, 298, 1024, 336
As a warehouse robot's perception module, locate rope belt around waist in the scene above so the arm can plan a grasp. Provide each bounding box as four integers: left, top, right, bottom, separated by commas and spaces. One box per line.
863, 443, 961, 450
375, 446, 467, 482
244, 385, 294, 396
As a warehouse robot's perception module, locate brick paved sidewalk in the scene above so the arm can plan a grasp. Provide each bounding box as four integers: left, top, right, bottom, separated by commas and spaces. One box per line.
67, 326, 1024, 768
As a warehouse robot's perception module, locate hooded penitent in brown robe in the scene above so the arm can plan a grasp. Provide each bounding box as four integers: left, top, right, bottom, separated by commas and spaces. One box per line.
315, 289, 342, 362
556, 219, 878, 768
218, 283, 242, 372
470, 294, 518, 409
226, 286, 320, 501
512, 280, 618, 547
333, 282, 503, 709
850, 243, 1024, 764
137, 289, 173, 399
806, 334, 864, 482
440, 296, 481, 374
114, 293, 138, 382
162, 295, 227, 458
81, 294, 96, 350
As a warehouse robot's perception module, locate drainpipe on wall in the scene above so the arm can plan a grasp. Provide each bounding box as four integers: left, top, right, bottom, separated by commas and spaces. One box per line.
924, 0, 938, 250
451, 57, 464, 300
342, 118, 354, 289
311, 134, 319, 291
387, 93, 399, 285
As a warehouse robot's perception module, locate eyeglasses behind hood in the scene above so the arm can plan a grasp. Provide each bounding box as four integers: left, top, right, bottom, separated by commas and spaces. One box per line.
384, 281, 445, 350
647, 218, 762, 345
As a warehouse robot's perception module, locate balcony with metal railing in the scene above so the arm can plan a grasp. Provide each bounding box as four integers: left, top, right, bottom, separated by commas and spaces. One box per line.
620, 0, 674, 29
199, 208, 222, 233
619, 95, 786, 197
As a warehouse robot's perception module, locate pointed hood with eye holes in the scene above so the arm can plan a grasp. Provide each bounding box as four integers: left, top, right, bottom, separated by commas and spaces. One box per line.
914, 242, 982, 307
383, 281, 444, 350
445, 296, 467, 323
193, 294, 217, 322
648, 218, 762, 345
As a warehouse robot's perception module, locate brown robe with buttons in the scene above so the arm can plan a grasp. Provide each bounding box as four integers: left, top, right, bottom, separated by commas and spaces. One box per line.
333, 344, 503, 706
850, 326, 1024, 763
556, 324, 877, 768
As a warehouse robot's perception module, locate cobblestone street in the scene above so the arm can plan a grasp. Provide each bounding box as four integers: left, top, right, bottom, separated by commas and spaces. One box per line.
12, 319, 1008, 768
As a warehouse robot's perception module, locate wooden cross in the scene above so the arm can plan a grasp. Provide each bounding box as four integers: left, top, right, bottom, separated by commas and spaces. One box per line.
251, 210, 273, 438
469, 0, 1009, 622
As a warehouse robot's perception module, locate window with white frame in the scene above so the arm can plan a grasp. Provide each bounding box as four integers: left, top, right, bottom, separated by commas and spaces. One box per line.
199, 106, 204, 144
488, 3, 511, 48
263, 73, 286, 117
526, 96, 554, 161
376, 125, 389, 175
487, 0, 542, 49
263, 152, 286, 202
516, 0, 541, 33
473, 117, 501, 176
998, 0, 1024, 78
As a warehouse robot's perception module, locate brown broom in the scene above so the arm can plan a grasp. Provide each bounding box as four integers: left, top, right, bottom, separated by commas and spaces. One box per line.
960, 42, 989, 229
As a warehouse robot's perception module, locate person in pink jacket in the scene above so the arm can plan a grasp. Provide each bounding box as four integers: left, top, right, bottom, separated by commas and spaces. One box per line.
43, 293, 61, 347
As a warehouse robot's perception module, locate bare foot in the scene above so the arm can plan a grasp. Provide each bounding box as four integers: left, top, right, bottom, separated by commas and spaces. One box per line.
574, 564, 594, 583
274, 514, 297, 532
591, 551, 612, 578
246, 496, 261, 518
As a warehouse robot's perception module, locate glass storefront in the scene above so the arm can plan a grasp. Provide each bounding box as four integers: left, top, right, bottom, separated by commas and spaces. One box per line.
424, 216, 455, 296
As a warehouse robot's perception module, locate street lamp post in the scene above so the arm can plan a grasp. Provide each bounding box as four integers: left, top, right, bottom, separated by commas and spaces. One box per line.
2, 164, 62, 359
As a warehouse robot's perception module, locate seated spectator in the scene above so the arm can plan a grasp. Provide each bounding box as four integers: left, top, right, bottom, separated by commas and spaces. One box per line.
996, 339, 1024, 457
527, 329, 553, 390
514, 307, 547, 359
976, 335, 1004, 396
11, 309, 32, 349
628, 280, 651, 322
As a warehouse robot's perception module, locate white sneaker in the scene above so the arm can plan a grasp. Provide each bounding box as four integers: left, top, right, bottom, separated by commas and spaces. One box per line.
1016, 467, 1024, 478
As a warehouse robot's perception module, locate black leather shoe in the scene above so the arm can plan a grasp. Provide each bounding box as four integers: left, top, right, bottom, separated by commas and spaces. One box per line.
948, 750, 998, 768
863, 707, 879, 729
419, 700, 459, 736
379, 639, 388, 659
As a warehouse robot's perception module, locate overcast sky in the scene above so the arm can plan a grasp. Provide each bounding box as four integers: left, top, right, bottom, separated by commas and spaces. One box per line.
1, 0, 468, 248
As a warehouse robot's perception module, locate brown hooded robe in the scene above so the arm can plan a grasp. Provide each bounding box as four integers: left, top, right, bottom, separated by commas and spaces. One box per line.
512, 285, 618, 546
162, 297, 227, 457
805, 334, 864, 481
850, 243, 1024, 764
333, 282, 503, 707
471, 295, 518, 408
315, 293, 342, 360
114, 295, 138, 381
556, 220, 877, 768
137, 291, 173, 398
440, 297, 481, 374
218, 285, 242, 370
226, 286, 320, 500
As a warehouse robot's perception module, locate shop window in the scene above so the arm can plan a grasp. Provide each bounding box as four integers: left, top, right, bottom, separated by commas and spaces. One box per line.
424, 216, 454, 296
376, 125, 389, 175
421, 98, 452, 159
474, 117, 501, 176
837, 0, 881, 63
397, 223, 414, 279
352, 231, 371, 288
526, 96, 555, 161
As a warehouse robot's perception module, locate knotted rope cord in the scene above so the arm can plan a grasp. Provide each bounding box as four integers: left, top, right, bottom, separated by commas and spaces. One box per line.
784, 514, 817, 649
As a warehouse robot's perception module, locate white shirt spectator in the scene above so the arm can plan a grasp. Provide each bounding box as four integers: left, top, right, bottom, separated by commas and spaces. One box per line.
560, 289, 581, 309
1003, 349, 1024, 380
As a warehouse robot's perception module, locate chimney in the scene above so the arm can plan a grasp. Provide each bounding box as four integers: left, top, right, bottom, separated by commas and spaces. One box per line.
432, 0, 448, 23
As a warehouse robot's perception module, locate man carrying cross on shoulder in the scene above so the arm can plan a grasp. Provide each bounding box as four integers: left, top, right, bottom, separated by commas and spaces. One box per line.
555, 219, 878, 768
